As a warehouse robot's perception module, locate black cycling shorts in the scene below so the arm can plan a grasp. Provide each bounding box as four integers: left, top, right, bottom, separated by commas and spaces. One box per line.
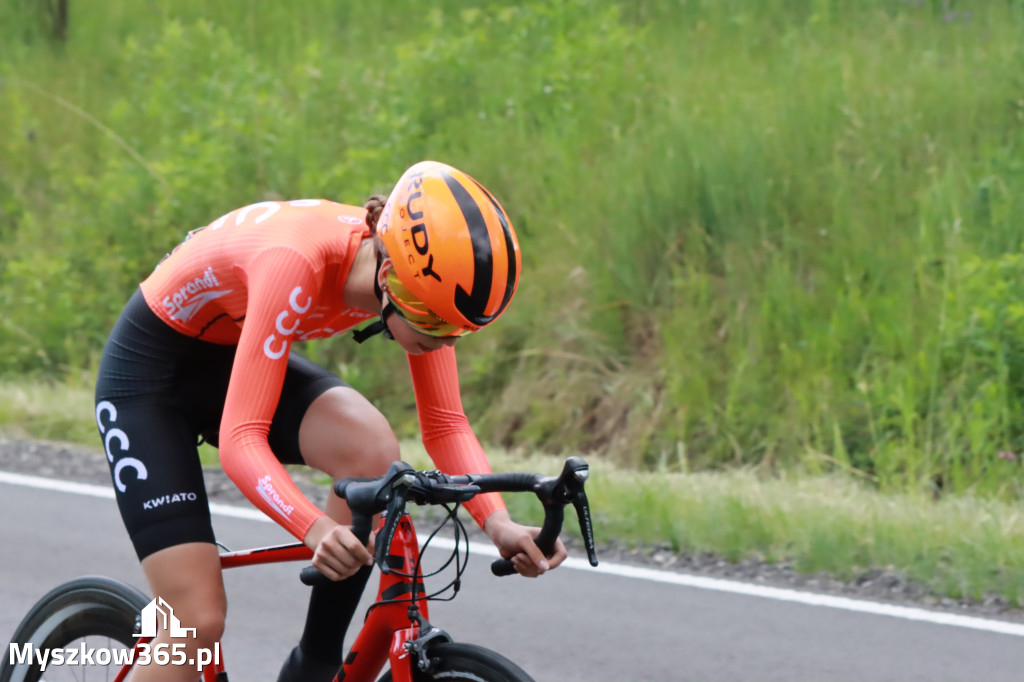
94, 289, 346, 560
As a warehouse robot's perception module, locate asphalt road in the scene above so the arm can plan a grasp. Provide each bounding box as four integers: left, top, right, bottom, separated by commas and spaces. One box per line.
2, 479, 1023, 681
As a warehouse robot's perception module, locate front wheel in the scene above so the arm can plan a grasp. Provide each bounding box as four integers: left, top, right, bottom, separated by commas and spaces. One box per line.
378, 642, 536, 682
0, 575, 149, 682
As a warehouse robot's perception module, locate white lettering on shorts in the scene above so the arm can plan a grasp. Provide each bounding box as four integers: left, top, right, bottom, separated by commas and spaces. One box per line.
142, 491, 199, 511
95, 400, 148, 493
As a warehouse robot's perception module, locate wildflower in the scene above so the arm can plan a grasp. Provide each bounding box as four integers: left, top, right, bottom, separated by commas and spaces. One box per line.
997, 451, 1018, 462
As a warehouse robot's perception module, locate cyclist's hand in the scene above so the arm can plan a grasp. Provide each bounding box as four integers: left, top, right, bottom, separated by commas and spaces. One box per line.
484, 510, 567, 578
304, 516, 375, 581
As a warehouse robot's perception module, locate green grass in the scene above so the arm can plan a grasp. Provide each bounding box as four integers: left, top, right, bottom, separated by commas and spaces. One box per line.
0, 377, 98, 445
3, 379, 1022, 605
2, 2, 1024, 493
3, 0, 1024, 602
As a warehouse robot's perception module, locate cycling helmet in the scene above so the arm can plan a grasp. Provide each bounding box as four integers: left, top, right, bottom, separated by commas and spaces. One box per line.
376, 161, 521, 335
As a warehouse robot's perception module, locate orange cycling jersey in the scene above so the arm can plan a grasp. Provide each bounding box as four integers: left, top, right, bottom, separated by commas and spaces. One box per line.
140, 199, 504, 541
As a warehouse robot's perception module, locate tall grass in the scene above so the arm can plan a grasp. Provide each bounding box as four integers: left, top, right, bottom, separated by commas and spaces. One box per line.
1, 1, 1023, 503
499, 1, 1024, 500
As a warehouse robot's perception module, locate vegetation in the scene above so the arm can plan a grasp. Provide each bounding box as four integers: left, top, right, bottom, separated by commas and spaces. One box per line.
3, 378, 1022, 604
2, 1, 1024, 601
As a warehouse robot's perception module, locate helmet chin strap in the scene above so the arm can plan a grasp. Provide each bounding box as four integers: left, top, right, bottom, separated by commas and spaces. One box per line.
352, 253, 396, 344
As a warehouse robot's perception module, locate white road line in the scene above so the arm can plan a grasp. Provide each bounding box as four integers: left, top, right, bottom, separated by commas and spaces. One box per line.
3, 469, 1023, 638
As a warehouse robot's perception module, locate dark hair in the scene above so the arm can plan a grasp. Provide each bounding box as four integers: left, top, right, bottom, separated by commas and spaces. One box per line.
364, 194, 387, 234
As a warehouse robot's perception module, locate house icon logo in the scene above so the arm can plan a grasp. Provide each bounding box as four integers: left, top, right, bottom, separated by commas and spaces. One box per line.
134, 597, 197, 639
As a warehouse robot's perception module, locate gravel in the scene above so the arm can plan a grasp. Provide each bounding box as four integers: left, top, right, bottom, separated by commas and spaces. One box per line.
2, 433, 1022, 623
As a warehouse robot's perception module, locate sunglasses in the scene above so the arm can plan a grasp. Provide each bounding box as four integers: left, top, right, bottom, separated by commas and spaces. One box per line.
382, 269, 473, 339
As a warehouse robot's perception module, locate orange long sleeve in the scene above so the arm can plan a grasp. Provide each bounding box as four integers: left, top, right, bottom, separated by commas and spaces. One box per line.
407, 346, 506, 528
217, 246, 326, 540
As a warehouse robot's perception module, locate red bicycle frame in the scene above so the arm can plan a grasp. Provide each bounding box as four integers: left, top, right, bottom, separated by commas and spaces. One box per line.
113, 512, 428, 682
101, 456, 599, 682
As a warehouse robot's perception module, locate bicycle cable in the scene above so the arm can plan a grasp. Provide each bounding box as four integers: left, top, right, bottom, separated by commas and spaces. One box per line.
365, 502, 471, 615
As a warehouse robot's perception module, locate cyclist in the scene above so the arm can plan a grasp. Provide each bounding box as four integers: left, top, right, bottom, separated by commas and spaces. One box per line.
93, 160, 568, 682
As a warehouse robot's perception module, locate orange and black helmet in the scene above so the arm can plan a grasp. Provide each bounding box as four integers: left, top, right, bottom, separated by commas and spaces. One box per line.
377, 161, 521, 336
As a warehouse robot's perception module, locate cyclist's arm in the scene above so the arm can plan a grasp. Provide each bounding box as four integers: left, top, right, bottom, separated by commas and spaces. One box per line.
406, 345, 506, 529
218, 247, 327, 541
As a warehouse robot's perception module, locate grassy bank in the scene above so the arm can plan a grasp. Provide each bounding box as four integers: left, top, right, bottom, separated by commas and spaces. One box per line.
3, 380, 1021, 605
1, 1, 1023, 503
3, 0, 1024, 607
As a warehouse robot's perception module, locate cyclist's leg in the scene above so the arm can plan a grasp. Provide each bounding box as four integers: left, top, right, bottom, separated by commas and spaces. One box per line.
132, 543, 226, 682
93, 393, 228, 682
93, 391, 227, 682
270, 354, 400, 682
95, 290, 232, 682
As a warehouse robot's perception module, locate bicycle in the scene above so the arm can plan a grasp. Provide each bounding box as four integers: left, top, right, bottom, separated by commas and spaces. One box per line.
1, 456, 598, 682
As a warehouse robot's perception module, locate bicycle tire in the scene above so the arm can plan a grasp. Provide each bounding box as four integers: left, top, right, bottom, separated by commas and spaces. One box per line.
377, 642, 536, 682
0, 575, 149, 682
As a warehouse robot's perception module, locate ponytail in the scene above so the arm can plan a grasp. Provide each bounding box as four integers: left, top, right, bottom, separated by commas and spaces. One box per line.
363, 195, 388, 235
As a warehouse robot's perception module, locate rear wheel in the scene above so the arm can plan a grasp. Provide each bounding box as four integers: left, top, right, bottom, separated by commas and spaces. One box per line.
377, 642, 535, 681
0, 576, 149, 682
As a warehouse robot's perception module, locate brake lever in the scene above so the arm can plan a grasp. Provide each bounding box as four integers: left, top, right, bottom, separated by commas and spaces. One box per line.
491, 457, 595, 577
376, 474, 414, 573
571, 488, 599, 567
561, 456, 598, 567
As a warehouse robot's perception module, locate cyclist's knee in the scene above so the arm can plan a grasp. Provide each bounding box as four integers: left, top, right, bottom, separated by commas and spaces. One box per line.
323, 428, 399, 480
352, 431, 400, 477
140, 542, 226, 646
300, 387, 400, 477
187, 607, 227, 647
153, 595, 226, 651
